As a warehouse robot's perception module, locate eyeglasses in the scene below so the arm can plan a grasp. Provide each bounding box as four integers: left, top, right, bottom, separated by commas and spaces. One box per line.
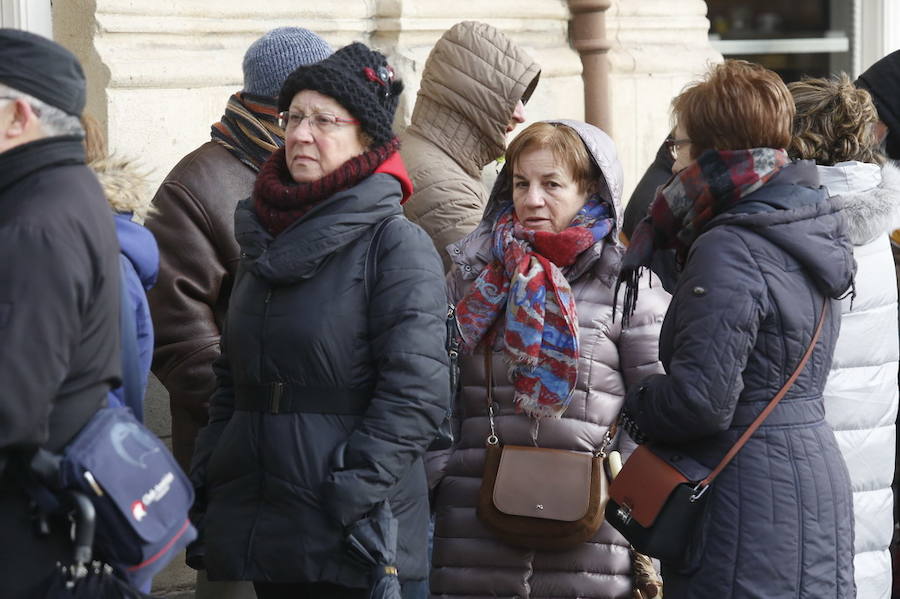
277, 111, 359, 132
665, 136, 691, 160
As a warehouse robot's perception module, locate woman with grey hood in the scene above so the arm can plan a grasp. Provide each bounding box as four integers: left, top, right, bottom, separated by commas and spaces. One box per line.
429, 120, 669, 598
789, 74, 900, 599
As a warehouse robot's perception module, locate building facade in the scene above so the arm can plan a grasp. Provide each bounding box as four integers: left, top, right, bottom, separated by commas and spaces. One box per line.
2, 0, 897, 596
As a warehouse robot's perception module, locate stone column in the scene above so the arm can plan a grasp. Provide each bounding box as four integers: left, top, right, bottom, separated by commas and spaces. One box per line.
606, 0, 721, 199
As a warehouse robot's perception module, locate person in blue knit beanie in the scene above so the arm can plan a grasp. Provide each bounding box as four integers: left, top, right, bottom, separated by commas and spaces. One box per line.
145, 27, 332, 599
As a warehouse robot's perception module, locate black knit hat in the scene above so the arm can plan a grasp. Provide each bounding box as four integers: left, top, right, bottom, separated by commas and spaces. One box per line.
278, 42, 403, 146
0, 28, 85, 116
856, 50, 900, 160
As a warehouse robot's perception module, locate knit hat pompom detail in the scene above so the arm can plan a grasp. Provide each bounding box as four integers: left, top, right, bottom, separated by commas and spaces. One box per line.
242, 27, 333, 98
278, 42, 403, 146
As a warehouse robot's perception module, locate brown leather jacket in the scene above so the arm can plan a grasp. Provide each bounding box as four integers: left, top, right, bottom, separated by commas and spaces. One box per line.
146, 141, 254, 470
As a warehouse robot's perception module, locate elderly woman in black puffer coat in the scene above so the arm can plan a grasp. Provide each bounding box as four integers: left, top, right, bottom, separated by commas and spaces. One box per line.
189, 42, 449, 599
618, 59, 857, 598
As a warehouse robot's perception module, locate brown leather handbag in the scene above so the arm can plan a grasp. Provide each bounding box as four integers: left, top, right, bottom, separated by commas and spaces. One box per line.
476, 353, 614, 551
606, 299, 829, 562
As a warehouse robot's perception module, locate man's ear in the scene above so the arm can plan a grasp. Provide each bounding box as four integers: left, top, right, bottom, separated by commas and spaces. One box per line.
4, 99, 38, 139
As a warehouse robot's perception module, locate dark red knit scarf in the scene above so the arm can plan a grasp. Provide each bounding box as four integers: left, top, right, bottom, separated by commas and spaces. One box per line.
253, 137, 400, 236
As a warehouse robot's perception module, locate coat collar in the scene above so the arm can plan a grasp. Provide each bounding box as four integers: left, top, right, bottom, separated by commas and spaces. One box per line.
235, 173, 403, 285
0, 136, 85, 193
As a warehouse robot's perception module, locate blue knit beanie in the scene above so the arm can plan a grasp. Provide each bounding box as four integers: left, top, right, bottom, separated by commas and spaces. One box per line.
242, 27, 333, 98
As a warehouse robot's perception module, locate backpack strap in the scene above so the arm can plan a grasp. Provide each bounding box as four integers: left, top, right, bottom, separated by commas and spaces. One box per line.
364, 215, 403, 302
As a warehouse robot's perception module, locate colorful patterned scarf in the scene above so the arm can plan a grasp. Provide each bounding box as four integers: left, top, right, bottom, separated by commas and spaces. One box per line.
211, 92, 283, 171
615, 147, 790, 325
456, 198, 614, 418
253, 138, 400, 236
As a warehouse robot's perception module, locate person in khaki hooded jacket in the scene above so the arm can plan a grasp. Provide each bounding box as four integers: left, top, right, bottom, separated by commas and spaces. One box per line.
401, 21, 540, 272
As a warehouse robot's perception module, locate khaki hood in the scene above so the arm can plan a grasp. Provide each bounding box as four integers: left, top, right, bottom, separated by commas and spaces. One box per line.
408, 21, 541, 176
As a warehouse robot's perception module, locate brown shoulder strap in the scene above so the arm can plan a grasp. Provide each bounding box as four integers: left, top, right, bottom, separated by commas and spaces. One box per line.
699, 298, 829, 488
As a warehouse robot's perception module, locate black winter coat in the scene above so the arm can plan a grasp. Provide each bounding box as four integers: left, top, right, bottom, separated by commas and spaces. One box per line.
0, 137, 121, 596
625, 163, 857, 598
191, 171, 449, 586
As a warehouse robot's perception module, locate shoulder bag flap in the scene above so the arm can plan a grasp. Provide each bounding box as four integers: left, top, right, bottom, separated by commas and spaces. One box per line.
608, 444, 691, 528
493, 445, 594, 522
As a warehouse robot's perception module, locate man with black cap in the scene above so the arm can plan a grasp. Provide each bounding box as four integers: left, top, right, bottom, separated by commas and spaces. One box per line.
0, 28, 121, 595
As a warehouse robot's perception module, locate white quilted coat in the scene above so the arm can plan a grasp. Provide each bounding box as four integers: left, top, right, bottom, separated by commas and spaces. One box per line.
821, 161, 900, 599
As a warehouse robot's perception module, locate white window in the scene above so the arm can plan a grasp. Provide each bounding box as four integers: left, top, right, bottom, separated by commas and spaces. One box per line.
1, 0, 52, 38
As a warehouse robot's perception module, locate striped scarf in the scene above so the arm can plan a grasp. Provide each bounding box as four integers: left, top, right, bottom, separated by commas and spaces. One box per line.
455, 198, 614, 418
616, 147, 790, 325
211, 92, 282, 171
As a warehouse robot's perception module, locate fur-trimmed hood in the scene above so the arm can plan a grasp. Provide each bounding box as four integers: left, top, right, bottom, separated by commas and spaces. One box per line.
820, 161, 900, 245
88, 155, 155, 223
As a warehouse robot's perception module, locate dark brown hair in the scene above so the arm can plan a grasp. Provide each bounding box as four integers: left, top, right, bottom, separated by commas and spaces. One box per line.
672, 59, 795, 158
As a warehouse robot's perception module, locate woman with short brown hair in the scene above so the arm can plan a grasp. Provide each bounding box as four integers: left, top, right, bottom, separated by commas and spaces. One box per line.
618, 60, 856, 597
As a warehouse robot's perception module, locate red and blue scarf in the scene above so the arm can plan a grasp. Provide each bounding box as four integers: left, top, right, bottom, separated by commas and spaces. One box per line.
616, 147, 790, 325
455, 198, 614, 418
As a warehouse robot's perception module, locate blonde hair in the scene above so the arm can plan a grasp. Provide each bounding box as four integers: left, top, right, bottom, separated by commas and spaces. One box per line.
505, 122, 599, 194
788, 74, 884, 166
672, 60, 794, 157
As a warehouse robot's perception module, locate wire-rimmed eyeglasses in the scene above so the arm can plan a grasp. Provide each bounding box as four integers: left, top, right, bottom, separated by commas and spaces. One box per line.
664, 136, 691, 160
277, 111, 359, 132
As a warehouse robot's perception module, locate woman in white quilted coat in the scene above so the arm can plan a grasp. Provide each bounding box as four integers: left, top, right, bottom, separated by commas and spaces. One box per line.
428, 120, 670, 599
789, 74, 900, 599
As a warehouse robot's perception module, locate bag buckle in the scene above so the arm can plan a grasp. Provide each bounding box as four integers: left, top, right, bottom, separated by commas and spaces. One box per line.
616, 502, 633, 525
596, 427, 614, 458
690, 483, 709, 502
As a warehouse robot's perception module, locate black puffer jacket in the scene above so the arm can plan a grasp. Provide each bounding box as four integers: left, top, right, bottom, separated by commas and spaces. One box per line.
0, 137, 120, 597
191, 169, 449, 586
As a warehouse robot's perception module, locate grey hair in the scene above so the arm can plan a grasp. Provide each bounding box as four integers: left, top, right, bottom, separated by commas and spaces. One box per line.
0, 84, 84, 138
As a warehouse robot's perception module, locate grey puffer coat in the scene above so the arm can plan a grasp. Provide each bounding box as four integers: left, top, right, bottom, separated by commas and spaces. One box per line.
191, 168, 449, 586
430, 121, 671, 599
625, 161, 857, 598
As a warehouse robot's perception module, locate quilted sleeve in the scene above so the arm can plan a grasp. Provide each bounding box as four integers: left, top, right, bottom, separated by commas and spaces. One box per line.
625, 228, 767, 443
